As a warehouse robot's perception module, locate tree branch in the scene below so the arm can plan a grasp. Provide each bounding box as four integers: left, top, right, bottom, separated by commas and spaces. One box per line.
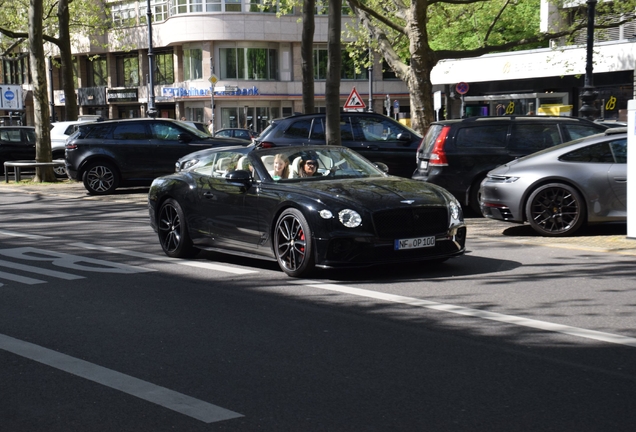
347, 0, 407, 36
0, 26, 60, 46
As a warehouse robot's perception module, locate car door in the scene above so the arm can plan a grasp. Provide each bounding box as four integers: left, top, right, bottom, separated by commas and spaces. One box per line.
109, 121, 154, 181
607, 138, 627, 208
345, 114, 418, 178
149, 121, 209, 177
193, 150, 262, 251
0, 128, 35, 163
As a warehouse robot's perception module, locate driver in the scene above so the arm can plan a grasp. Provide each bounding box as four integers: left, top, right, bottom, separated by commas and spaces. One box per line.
299, 158, 321, 177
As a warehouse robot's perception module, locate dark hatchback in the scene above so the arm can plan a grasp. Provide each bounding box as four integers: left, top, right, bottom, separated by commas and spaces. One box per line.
255, 112, 421, 178
413, 116, 607, 213
65, 118, 246, 194
0, 126, 36, 174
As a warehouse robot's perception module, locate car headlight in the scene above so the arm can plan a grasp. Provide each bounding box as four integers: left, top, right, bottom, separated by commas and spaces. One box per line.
449, 201, 461, 221
487, 174, 519, 183
319, 209, 333, 219
338, 209, 362, 228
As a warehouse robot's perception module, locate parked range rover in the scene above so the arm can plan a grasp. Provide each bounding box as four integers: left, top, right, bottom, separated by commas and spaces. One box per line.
412, 116, 607, 214
254, 112, 421, 178
65, 118, 246, 195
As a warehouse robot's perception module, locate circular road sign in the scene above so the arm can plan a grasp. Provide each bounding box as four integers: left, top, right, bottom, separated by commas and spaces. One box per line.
456, 82, 469, 95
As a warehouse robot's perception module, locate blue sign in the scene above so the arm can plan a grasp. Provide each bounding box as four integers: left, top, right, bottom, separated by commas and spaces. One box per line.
4, 90, 15, 101
393, 100, 400, 110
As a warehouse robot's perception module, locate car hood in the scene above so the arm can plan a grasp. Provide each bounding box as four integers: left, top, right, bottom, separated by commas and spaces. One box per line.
277, 177, 452, 210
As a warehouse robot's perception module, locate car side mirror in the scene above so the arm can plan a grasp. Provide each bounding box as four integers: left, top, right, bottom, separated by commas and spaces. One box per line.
374, 162, 389, 173
225, 169, 253, 188
397, 132, 412, 144
178, 133, 192, 143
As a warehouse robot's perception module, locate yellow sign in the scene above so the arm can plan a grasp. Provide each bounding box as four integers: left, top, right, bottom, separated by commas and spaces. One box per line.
208, 74, 219, 85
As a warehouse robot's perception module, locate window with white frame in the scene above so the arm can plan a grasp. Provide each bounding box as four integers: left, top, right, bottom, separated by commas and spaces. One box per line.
111, 2, 138, 27
139, 0, 169, 23
183, 48, 203, 81
219, 45, 278, 80
206, 0, 221, 12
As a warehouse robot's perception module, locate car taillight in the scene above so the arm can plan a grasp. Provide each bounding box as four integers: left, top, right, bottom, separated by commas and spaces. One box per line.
258, 142, 277, 149
429, 126, 450, 166
65, 143, 77, 150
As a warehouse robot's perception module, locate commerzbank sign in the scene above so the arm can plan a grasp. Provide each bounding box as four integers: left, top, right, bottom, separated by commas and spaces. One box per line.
161, 85, 260, 98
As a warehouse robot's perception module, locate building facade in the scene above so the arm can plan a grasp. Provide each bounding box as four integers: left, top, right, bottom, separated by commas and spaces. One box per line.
2, 0, 634, 128
45, 0, 411, 133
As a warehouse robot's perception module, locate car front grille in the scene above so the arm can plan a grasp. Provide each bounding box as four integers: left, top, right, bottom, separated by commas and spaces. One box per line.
372, 207, 449, 238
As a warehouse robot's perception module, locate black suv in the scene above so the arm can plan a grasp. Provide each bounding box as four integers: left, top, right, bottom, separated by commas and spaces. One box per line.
255, 112, 421, 178
413, 116, 607, 214
65, 118, 245, 194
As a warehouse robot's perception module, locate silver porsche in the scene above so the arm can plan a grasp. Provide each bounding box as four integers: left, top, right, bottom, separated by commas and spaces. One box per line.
480, 128, 627, 236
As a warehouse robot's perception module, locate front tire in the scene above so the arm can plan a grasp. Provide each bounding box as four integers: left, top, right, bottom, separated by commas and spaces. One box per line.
157, 198, 198, 258
525, 183, 586, 236
82, 161, 119, 195
274, 208, 315, 277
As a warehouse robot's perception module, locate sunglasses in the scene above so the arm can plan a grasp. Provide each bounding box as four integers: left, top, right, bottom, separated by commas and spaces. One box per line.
305, 161, 317, 167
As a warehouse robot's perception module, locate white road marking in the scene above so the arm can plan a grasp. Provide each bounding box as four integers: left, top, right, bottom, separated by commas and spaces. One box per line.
0, 229, 51, 240
292, 280, 636, 349
0, 333, 243, 423
71, 242, 258, 275
0, 270, 45, 285
0, 259, 85, 280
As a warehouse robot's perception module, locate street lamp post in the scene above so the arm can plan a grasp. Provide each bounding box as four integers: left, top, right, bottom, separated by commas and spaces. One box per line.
368, 39, 373, 112
579, 0, 598, 120
146, 0, 157, 118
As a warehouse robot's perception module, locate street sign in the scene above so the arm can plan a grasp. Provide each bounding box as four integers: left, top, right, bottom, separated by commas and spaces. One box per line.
344, 87, 366, 111
456, 82, 469, 95
0, 85, 23, 109
208, 74, 219, 85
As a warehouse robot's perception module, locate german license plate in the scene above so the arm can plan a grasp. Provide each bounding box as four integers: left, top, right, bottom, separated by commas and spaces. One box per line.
419, 160, 428, 170
394, 236, 435, 250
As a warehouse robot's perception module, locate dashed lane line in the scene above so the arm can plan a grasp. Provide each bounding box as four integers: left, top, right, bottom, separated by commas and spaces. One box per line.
0, 333, 243, 423
290, 280, 636, 349
71, 242, 258, 275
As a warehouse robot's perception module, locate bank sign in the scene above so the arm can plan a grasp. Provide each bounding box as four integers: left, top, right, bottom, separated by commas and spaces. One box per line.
0, 85, 23, 110
161, 85, 260, 98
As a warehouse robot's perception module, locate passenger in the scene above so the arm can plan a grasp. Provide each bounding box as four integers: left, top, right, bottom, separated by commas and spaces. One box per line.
299, 158, 321, 177
271, 154, 290, 180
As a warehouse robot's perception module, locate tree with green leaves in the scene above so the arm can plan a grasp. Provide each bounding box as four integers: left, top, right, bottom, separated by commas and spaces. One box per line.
345, 0, 636, 133
29, 0, 55, 182
0, 0, 108, 122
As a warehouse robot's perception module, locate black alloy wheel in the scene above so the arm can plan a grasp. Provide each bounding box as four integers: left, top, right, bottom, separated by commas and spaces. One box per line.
525, 183, 586, 237
157, 198, 198, 258
274, 208, 315, 277
82, 161, 119, 195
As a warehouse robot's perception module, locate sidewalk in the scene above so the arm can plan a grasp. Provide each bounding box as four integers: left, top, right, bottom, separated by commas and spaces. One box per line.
2, 178, 635, 255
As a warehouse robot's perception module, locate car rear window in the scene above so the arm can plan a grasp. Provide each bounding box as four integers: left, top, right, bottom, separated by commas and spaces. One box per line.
455, 125, 508, 148
284, 120, 312, 138
562, 124, 606, 140
81, 124, 112, 139
560, 138, 626, 163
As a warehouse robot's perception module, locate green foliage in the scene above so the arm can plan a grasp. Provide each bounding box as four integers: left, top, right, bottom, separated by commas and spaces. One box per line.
0, 0, 110, 53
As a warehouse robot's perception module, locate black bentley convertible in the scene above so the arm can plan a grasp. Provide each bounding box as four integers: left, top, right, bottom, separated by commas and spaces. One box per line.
148, 145, 466, 277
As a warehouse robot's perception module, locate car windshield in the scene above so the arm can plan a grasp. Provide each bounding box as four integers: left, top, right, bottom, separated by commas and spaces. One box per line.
255, 146, 385, 181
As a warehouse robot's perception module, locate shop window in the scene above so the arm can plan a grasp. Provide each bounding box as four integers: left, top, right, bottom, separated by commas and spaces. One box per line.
155, 51, 174, 85
183, 49, 203, 81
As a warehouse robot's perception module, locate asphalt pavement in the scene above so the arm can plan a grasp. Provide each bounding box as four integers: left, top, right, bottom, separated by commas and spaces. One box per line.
2, 178, 634, 256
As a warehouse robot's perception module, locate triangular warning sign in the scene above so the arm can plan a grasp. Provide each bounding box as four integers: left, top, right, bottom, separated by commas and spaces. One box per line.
344, 87, 366, 110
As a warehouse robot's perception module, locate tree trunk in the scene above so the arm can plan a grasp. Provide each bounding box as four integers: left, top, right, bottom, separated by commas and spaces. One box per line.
325, 0, 342, 146
58, 0, 79, 121
405, 1, 435, 133
29, 0, 56, 182
301, 0, 315, 114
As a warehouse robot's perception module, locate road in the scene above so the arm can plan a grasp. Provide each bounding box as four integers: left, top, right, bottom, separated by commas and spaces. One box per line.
1, 185, 635, 431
